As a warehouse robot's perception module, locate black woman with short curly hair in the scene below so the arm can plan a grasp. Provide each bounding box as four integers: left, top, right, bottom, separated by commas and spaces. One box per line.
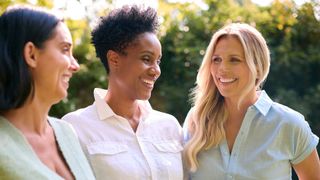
62, 5, 184, 180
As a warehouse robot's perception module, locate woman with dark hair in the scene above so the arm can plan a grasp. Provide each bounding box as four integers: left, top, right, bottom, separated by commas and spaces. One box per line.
0, 5, 95, 179
62, 5, 183, 180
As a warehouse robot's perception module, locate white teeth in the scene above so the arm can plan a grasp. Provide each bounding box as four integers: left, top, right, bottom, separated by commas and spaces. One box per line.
142, 79, 154, 85
63, 76, 70, 83
142, 79, 155, 88
219, 78, 236, 83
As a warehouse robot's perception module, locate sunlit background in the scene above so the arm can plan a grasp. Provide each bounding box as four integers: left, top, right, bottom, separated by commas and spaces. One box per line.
2, 1, 319, 167
50, 0, 313, 20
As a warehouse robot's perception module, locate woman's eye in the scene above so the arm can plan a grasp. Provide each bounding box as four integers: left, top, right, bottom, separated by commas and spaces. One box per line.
142, 56, 151, 63
230, 57, 241, 63
212, 57, 221, 63
157, 59, 161, 65
63, 47, 70, 53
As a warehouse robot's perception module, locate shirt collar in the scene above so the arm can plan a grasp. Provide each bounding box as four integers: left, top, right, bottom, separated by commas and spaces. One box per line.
94, 88, 114, 120
252, 90, 273, 116
93, 88, 153, 121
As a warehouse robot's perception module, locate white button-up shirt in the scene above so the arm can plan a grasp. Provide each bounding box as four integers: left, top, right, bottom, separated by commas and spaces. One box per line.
62, 88, 183, 180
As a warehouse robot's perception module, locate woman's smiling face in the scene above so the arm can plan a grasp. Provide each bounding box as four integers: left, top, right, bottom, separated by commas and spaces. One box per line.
112, 32, 162, 101
31, 22, 79, 104
210, 36, 253, 101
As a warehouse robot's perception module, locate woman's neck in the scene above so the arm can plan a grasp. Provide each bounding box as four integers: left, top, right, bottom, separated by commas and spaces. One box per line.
3, 97, 51, 135
224, 90, 259, 116
105, 93, 140, 118
105, 89, 142, 132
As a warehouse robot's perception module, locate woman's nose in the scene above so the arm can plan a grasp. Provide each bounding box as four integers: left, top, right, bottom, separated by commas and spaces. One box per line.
150, 64, 161, 79
218, 61, 230, 73
69, 55, 80, 72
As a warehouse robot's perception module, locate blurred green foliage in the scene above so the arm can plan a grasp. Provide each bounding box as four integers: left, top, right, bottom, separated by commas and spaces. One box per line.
155, 0, 320, 139
1, 0, 319, 144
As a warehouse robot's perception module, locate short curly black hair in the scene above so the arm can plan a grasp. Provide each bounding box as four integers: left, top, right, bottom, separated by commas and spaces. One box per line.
91, 5, 159, 73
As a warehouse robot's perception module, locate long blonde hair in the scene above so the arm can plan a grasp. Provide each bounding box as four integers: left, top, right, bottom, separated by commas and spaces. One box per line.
183, 23, 270, 172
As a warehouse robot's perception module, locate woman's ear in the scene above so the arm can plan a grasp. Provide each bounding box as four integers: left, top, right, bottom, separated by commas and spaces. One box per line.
107, 50, 119, 70
23, 42, 38, 68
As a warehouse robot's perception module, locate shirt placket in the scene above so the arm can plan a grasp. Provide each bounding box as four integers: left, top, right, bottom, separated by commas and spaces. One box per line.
223, 107, 256, 180
136, 120, 168, 180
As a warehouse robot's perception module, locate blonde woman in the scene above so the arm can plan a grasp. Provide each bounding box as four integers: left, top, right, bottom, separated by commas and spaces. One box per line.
183, 23, 320, 179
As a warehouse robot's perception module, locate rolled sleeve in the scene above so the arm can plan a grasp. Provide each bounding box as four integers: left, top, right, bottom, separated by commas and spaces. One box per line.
290, 119, 319, 164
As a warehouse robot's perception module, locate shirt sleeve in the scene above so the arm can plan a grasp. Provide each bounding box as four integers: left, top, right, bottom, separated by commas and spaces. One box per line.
290, 115, 319, 164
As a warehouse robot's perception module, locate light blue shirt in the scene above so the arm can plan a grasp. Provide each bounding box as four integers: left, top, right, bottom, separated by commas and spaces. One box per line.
183, 91, 319, 180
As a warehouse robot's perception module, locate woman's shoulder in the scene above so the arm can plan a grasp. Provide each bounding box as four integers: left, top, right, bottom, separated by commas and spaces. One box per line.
49, 117, 73, 129
62, 104, 96, 119
270, 102, 305, 123
48, 117, 78, 138
149, 110, 178, 121
147, 110, 182, 129
266, 102, 316, 139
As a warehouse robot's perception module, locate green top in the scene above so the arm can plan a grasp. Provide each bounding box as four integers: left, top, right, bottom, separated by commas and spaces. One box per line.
0, 116, 95, 180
